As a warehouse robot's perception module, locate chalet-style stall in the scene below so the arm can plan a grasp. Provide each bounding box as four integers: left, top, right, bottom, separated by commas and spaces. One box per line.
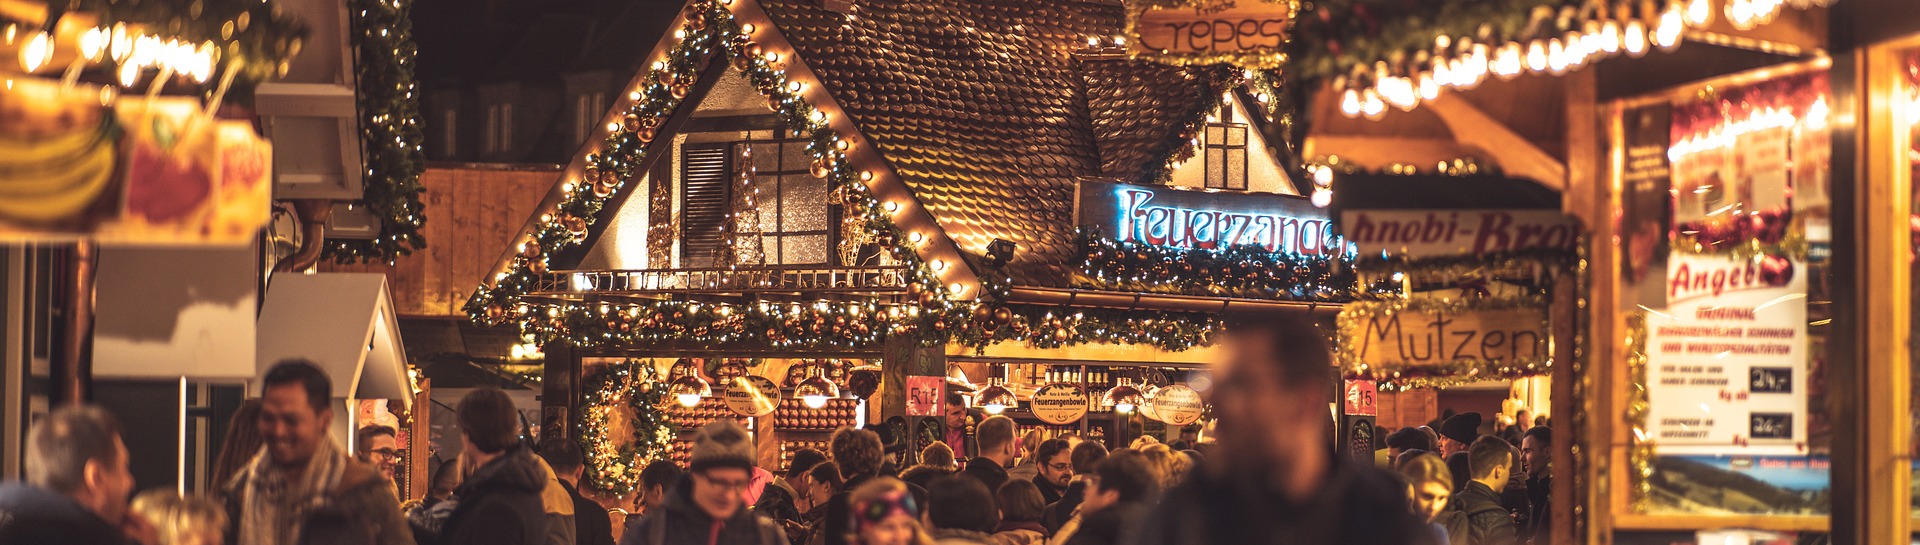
460, 0, 1359, 499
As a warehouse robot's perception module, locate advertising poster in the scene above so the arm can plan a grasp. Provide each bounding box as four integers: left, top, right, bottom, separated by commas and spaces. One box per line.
1646, 252, 1808, 456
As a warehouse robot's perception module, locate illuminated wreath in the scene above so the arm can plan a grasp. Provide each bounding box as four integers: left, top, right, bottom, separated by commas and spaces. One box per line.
578, 359, 673, 496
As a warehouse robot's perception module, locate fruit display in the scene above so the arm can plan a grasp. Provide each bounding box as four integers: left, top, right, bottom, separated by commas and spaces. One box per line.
0, 79, 120, 230
779, 440, 830, 471
668, 398, 743, 430
774, 398, 859, 431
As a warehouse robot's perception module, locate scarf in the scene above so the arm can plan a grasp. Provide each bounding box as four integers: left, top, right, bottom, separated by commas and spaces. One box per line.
231, 439, 349, 545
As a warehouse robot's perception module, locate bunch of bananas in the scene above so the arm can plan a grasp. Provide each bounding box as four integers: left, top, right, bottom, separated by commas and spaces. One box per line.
0, 116, 120, 225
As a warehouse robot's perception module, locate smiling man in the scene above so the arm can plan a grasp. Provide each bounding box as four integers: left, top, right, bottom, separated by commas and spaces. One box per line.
223, 359, 413, 545
355, 424, 400, 485
619, 420, 783, 545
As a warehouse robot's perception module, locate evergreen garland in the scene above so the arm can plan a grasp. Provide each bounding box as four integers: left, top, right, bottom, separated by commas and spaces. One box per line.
1074, 227, 1353, 302
327, 0, 428, 263
578, 359, 672, 496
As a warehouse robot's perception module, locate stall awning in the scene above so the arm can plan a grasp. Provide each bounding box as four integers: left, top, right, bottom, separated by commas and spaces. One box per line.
256, 273, 412, 409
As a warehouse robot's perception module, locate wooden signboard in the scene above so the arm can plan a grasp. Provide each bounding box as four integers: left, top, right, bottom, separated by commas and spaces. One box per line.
1336, 299, 1550, 375
1127, 0, 1293, 68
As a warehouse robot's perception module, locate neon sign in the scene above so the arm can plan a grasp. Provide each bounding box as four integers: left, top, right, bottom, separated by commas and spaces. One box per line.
1080, 180, 1342, 256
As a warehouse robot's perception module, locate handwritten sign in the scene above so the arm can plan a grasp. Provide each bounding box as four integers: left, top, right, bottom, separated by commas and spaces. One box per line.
1341, 210, 1579, 258
1127, 0, 1292, 68
1338, 302, 1548, 370
1153, 385, 1205, 426
906, 376, 945, 417
1343, 380, 1377, 416
1645, 252, 1808, 455
722, 375, 781, 417
1031, 383, 1089, 425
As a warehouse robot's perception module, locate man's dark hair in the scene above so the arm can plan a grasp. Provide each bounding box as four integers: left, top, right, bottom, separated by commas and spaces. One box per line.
830, 427, 884, 478
1524, 426, 1552, 447
26, 405, 123, 494
640, 459, 683, 492
926, 476, 998, 533
787, 447, 828, 481
946, 392, 966, 408
262, 359, 332, 413
1225, 315, 1334, 395
1468, 436, 1513, 479
430, 460, 460, 495
456, 388, 521, 454
355, 425, 397, 453
807, 461, 844, 491
995, 479, 1046, 523
1090, 450, 1158, 503
976, 415, 1015, 454
1069, 439, 1108, 474
1386, 427, 1434, 452
538, 437, 584, 474
1034, 438, 1071, 466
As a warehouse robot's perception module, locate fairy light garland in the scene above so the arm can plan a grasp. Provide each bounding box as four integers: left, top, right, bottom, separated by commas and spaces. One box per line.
4, 0, 306, 86
1289, 0, 1834, 120
1074, 227, 1353, 302
463, 0, 969, 342
955, 304, 1223, 352
578, 359, 673, 496
1336, 295, 1554, 391
326, 0, 428, 264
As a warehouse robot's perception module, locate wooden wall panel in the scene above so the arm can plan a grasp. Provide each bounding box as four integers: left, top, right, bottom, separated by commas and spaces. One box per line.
321, 165, 559, 317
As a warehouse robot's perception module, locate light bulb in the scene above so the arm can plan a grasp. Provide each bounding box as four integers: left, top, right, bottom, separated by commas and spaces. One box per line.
1311, 188, 1333, 208
1525, 41, 1548, 73
1340, 88, 1362, 117
802, 395, 828, 409
19, 31, 49, 73
677, 393, 702, 408
1361, 89, 1385, 119
1654, 7, 1684, 51
1624, 20, 1649, 56
1494, 43, 1523, 79
1417, 73, 1440, 100
1686, 0, 1713, 26
983, 403, 1007, 415
1115, 402, 1135, 414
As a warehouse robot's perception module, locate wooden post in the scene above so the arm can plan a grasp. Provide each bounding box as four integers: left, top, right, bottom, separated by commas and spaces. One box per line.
409, 378, 433, 500
541, 342, 579, 441
50, 241, 96, 406
1558, 67, 1600, 545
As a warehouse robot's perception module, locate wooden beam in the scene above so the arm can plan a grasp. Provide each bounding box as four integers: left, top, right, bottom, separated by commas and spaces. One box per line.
1425, 94, 1568, 191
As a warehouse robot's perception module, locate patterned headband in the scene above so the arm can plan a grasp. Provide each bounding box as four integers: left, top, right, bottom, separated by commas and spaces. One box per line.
851, 488, 918, 531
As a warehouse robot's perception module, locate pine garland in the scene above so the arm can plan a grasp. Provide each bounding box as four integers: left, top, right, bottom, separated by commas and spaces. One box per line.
1074, 227, 1353, 302
578, 359, 673, 496
326, 0, 428, 264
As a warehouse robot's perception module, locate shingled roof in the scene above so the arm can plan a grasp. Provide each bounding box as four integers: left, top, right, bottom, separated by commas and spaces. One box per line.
757, 0, 1224, 286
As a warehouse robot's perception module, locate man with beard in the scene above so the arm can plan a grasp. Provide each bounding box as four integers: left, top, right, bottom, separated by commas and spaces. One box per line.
1029, 439, 1071, 505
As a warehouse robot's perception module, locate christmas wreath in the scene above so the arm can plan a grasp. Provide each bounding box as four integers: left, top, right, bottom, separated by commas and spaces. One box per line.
578, 359, 673, 496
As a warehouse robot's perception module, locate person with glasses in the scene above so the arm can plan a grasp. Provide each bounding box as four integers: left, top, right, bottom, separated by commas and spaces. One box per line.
1028, 440, 1071, 505
619, 420, 784, 545
355, 425, 401, 486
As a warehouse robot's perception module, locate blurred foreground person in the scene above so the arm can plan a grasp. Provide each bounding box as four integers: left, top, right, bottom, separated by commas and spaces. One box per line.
1054, 451, 1155, 545
224, 360, 411, 545
989, 480, 1049, 545
131, 489, 228, 545
844, 478, 932, 545
923, 477, 996, 545
0, 405, 142, 545
441, 388, 547, 545
1131, 317, 1430, 545
619, 420, 783, 545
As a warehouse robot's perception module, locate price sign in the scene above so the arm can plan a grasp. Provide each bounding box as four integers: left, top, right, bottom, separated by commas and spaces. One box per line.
722, 375, 781, 417
1153, 385, 1205, 426
1343, 380, 1377, 416
1031, 383, 1089, 425
906, 376, 945, 417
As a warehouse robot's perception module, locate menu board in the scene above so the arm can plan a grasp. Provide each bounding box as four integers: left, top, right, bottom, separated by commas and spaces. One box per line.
1646, 253, 1809, 455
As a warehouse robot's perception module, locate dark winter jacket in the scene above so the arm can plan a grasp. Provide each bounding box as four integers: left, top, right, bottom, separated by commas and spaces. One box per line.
753, 479, 801, 528
959, 457, 1009, 496
1040, 479, 1085, 533
563, 479, 616, 545
1130, 460, 1434, 545
0, 483, 130, 545
1031, 475, 1065, 505
618, 478, 783, 545
1523, 476, 1550, 544
1448, 481, 1518, 545
444, 446, 550, 545
899, 465, 954, 492
1062, 501, 1146, 545
820, 473, 872, 545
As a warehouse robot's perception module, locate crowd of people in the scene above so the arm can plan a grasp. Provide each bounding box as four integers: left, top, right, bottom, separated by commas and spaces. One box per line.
0, 317, 1552, 545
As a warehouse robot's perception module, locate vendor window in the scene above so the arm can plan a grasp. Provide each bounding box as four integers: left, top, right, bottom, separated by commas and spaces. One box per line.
679, 138, 829, 267
1203, 105, 1249, 190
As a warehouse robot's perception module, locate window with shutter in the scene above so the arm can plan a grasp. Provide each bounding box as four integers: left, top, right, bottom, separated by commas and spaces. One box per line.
679, 144, 732, 267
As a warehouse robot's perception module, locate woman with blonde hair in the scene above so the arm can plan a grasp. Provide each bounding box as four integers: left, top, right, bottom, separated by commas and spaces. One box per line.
130, 489, 228, 545
1395, 452, 1462, 544
844, 477, 934, 545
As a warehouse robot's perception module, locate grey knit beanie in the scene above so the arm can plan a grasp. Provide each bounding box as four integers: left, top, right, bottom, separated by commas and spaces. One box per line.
690, 419, 756, 472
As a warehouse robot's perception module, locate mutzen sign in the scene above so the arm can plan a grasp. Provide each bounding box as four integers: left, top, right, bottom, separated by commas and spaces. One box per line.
1337, 300, 1550, 374
1125, 0, 1293, 68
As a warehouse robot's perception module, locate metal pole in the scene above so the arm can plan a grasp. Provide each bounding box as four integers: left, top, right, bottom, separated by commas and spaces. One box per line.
51, 240, 96, 406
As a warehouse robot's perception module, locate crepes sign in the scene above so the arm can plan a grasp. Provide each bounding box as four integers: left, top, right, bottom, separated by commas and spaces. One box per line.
1126, 0, 1293, 68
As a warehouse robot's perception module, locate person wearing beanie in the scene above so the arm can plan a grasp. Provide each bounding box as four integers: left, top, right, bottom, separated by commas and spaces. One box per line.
1438, 413, 1482, 457
618, 420, 784, 545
